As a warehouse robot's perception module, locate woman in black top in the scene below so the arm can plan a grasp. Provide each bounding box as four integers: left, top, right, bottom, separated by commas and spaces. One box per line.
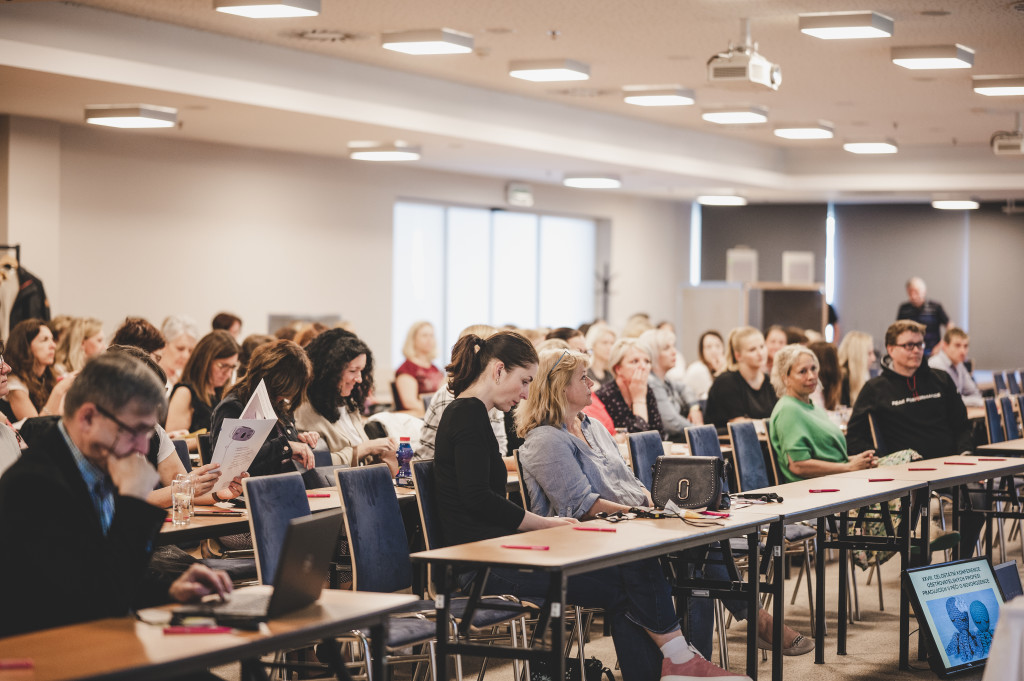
167, 330, 240, 435
210, 340, 316, 477
433, 332, 746, 681
704, 326, 776, 434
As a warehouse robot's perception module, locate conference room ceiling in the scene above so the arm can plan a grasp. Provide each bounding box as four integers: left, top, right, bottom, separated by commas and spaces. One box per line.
2, 0, 1023, 204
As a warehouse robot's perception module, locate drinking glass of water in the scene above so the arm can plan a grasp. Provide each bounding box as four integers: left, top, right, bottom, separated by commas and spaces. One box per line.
172, 473, 194, 526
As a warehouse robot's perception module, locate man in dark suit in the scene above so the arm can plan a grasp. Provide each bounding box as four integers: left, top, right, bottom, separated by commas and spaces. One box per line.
0, 353, 231, 637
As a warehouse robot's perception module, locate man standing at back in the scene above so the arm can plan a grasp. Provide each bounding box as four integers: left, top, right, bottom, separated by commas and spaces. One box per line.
928, 328, 983, 408
896, 277, 951, 357
0, 353, 230, 637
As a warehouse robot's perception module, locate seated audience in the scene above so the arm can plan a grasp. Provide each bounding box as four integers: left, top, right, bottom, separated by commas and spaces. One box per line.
704, 326, 775, 433
432, 332, 752, 681
621, 312, 653, 339
210, 340, 316, 477
158, 315, 200, 387
837, 331, 875, 407
47, 314, 74, 345
808, 340, 841, 411
638, 328, 702, 442
770, 345, 877, 483
684, 330, 726, 402
418, 324, 508, 461
394, 320, 444, 417
785, 326, 809, 345
212, 311, 242, 340
764, 325, 787, 376
295, 322, 328, 347
588, 338, 663, 435
584, 322, 617, 386
166, 330, 239, 435
5, 318, 75, 421
236, 333, 275, 379
296, 329, 398, 473
54, 317, 106, 376
520, 348, 809, 660
928, 328, 983, 408
0, 353, 233, 637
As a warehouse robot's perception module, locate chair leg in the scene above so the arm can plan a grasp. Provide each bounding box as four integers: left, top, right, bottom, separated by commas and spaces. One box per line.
714, 599, 730, 668
803, 543, 815, 626
873, 557, 883, 612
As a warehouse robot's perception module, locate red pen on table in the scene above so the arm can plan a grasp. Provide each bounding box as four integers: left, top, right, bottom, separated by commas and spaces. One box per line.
703, 511, 730, 517
869, 478, 894, 482
979, 458, 1006, 462
306, 493, 331, 498
163, 626, 233, 635
501, 544, 550, 550
0, 659, 33, 670
944, 461, 976, 465
573, 526, 617, 532
809, 489, 839, 493
909, 467, 936, 471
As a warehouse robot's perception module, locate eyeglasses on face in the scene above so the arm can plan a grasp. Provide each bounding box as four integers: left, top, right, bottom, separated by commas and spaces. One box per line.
895, 341, 925, 351
214, 361, 240, 372
93, 403, 157, 442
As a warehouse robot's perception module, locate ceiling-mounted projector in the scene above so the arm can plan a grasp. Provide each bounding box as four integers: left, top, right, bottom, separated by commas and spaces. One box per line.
708, 19, 781, 91
991, 114, 1024, 156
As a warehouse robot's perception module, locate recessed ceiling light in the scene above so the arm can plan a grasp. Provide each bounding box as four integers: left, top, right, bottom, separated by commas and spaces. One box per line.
799, 11, 894, 39
509, 59, 590, 82
381, 28, 474, 55
84, 104, 177, 129
773, 121, 835, 140
697, 195, 748, 206
973, 75, 1024, 96
701, 106, 768, 125
932, 200, 979, 210
891, 44, 974, 70
214, 0, 319, 18
622, 86, 696, 107
563, 174, 621, 189
348, 141, 421, 161
843, 139, 898, 154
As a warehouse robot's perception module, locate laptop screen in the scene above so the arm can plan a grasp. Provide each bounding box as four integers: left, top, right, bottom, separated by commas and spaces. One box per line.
902, 556, 1005, 676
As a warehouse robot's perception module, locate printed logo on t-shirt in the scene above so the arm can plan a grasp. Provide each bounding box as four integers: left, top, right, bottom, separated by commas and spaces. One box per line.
891, 392, 941, 407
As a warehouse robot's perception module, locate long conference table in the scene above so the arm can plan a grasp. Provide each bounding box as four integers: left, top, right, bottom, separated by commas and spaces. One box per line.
0, 588, 418, 681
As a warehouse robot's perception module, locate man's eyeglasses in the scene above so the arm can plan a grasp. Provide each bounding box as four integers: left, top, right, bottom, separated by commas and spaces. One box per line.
94, 403, 156, 442
895, 341, 925, 352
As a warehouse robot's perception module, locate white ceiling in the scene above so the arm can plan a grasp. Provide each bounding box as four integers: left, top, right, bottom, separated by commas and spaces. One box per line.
1, 0, 1023, 203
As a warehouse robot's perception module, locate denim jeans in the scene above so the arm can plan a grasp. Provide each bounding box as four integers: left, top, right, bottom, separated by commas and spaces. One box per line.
681, 543, 750, 660
463, 557, 679, 681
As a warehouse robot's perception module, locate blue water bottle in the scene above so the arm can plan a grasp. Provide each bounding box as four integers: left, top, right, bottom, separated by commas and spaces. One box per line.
395, 437, 414, 487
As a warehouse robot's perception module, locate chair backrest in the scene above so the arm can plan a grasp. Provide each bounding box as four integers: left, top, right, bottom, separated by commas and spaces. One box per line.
867, 413, 889, 456
685, 424, 732, 493
1008, 372, 1022, 396
197, 433, 213, 466
243, 471, 311, 585
761, 422, 782, 487
1017, 396, 1024, 436
627, 430, 663, 492
390, 381, 404, 410
728, 420, 771, 492
311, 439, 332, 468
1001, 396, 1021, 441
511, 449, 532, 512
172, 439, 192, 473
335, 464, 413, 593
994, 372, 1008, 395
411, 460, 443, 550
985, 398, 1006, 444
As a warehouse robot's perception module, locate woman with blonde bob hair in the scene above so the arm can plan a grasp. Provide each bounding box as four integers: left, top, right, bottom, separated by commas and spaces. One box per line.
394, 320, 443, 417
54, 317, 105, 376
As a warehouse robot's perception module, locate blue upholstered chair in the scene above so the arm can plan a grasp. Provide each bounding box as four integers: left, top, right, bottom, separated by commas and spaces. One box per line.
986, 398, 1006, 444
243, 471, 310, 585
995, 372, 1008, 396
627, 431, 663, 492
684, 424, 735, 493
1007, 372, 1022, 396
335, 464, 451, 681
868, 413, 889, 456
1001, 396, 1021, 441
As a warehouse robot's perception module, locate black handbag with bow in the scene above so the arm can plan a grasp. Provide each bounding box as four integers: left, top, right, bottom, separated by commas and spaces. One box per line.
650, 456, 729, 511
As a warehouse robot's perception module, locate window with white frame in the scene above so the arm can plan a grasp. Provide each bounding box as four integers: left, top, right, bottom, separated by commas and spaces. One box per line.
391, 202, 596, 368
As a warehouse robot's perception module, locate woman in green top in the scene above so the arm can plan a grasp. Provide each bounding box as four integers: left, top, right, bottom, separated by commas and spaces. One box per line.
769, 344, 877, 483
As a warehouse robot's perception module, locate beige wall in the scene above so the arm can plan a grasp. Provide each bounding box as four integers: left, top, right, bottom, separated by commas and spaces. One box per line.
3, 117, 692, 387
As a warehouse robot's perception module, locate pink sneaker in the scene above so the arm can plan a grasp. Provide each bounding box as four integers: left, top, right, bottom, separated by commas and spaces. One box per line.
661, 653, 752, 681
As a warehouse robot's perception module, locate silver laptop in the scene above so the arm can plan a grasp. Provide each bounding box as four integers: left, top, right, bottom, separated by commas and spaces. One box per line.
173, 510, 342, 629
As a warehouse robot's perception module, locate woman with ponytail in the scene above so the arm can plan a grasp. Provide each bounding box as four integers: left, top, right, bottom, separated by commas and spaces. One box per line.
432, 332, 749, 681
